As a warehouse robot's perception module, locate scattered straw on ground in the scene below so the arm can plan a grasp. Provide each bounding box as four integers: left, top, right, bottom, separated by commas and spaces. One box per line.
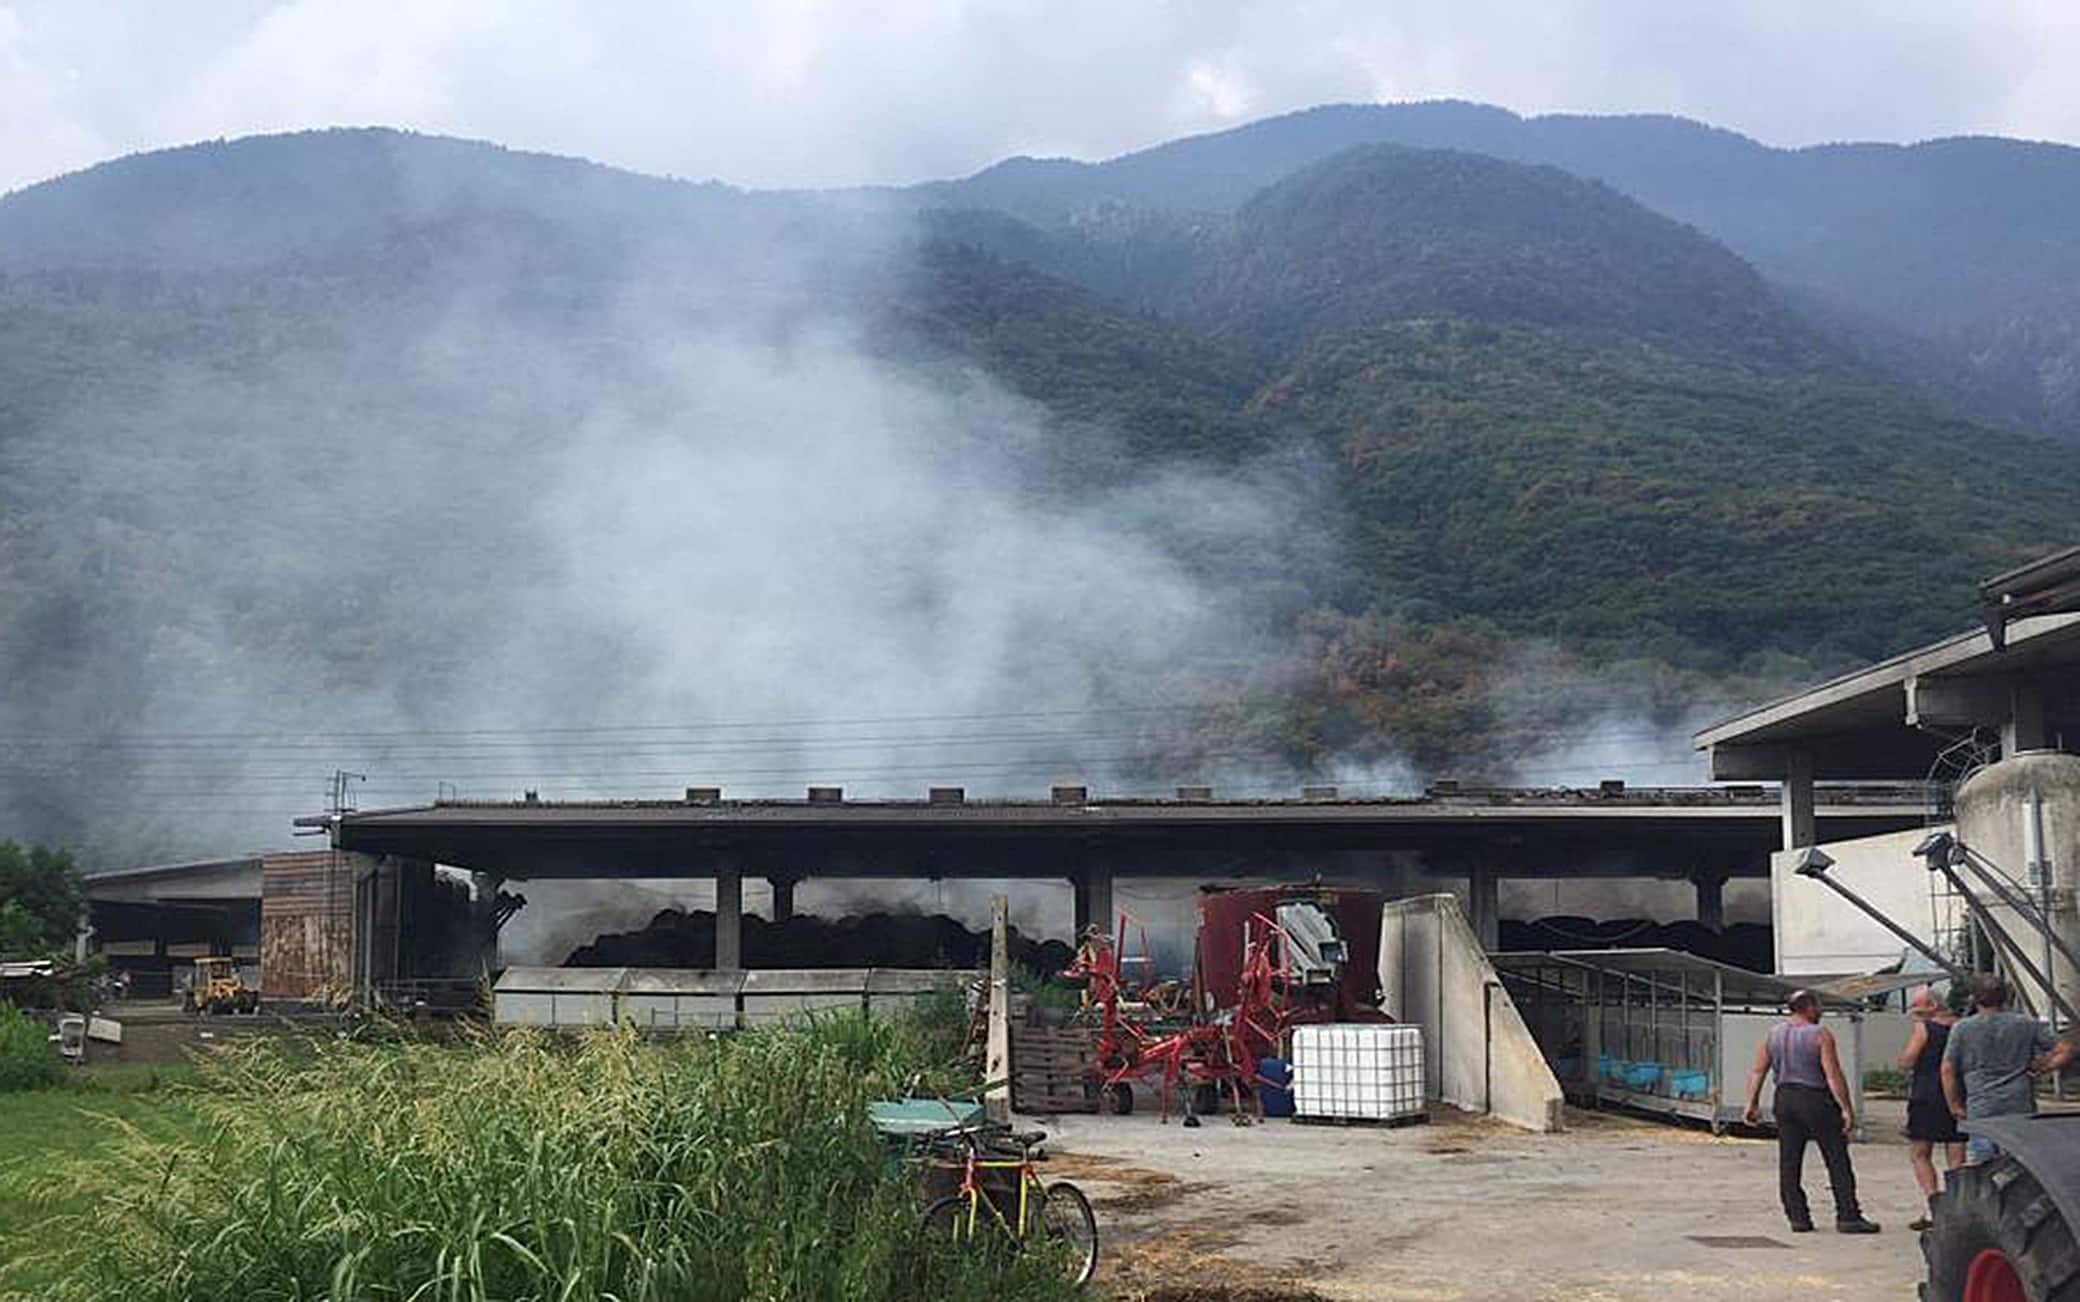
1118, 1287, 1331, 1302
1041, 1152, 1197, 1212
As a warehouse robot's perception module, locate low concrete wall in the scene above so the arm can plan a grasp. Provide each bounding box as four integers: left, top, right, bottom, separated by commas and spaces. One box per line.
1379, 894, 1564, 1132
1859, 1010, 1916, 1083
493, 966, 972, 1030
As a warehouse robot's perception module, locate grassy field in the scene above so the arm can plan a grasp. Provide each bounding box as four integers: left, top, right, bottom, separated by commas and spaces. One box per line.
0, 1065, 204, 1294
0, 1017, 1082, 1302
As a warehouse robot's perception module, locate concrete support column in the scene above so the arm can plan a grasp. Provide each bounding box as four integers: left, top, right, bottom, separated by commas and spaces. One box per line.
1072, 861, 1116, 938
985, 893, 1012, 1122
1694, 872, 1727, 932
715, 861, 743, 972
768, 875, 798, 924
2005, 680, 2049, 756
1467, 866, 1500, 951
1781, 749, 1816, 851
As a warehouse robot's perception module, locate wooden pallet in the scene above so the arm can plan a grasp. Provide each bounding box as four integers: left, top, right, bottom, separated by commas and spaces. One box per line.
1291, 1111, 1428, 1129
1011, 1024, 1097, 1114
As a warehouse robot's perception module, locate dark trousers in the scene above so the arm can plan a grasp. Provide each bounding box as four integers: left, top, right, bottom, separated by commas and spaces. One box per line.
1775, 1083, 1861, 1225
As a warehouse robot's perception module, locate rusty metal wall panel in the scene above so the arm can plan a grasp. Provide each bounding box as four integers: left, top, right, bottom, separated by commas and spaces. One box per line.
259, 852, 358, 999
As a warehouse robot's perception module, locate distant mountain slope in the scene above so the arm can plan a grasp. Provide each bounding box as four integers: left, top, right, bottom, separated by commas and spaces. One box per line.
3, 128, 2078, 860
0, 129, 743, 272
1160, 146, 1806, 363
1272, 320, 2079, 665
916, 101, 2080, 438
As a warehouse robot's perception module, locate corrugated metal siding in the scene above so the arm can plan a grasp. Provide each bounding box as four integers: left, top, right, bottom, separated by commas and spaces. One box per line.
259, 851, 356, 999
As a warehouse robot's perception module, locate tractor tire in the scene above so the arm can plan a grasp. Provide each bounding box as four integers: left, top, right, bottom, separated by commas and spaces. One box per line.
1922, 1155, 2080, 1301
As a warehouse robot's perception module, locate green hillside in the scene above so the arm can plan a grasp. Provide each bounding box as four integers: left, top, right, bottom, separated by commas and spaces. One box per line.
1169, 146, 1803, 361
2, 126, 2076, 857
1273, 321, 2076, 666
916, 101, 2080, 440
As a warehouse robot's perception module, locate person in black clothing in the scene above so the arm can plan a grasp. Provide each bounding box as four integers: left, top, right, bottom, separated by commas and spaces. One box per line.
1898, 985, 1964, 1231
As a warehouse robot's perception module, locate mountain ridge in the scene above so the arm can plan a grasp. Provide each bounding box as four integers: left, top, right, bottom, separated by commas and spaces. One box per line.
2, 120, 2077, 859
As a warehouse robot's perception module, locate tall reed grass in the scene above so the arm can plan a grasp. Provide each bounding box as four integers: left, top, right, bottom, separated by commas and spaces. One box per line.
8, 1012, 1081, 1302
0, 1004, 58, 1091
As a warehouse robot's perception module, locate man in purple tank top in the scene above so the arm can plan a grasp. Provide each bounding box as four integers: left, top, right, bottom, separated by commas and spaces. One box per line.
1741, 990, 1881, 1234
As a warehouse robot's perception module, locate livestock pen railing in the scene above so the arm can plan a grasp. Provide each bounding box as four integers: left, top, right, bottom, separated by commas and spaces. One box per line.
1493, 948, 1867, 1133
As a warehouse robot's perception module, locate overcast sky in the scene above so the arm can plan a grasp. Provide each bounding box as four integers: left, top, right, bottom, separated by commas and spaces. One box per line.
5, 0, 2078, 196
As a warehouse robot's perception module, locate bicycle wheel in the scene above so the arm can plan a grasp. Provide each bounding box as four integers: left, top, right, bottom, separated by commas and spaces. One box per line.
919, 1194, 977, 1247
1039, 1181, 1099, 1287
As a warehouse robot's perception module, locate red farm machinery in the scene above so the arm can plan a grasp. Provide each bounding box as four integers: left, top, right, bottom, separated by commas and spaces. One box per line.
1062, 884, 1388, 1123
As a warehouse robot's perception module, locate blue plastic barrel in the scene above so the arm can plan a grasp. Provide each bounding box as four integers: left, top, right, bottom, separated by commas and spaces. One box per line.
1256, 1057, 1295, 1117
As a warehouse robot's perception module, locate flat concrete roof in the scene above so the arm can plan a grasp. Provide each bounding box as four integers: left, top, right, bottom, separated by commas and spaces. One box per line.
81, 855, 266, 903
302, 786, 1930, 880
83, 855, 262, 883
1693, 611, 2080, 781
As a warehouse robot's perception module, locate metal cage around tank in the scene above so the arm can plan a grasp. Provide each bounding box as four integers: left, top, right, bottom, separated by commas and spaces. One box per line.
1491, 948, 1867, 1133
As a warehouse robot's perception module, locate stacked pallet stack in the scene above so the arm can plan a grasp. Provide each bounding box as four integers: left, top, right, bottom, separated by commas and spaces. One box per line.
1010, 1024, 1098, 1114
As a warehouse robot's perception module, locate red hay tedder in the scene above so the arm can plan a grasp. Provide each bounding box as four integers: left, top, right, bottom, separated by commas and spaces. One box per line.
1062, 885, 1388, 1123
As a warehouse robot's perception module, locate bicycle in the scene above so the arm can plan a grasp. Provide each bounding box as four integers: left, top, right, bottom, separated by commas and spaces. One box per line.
916, 1121, 1099, 1287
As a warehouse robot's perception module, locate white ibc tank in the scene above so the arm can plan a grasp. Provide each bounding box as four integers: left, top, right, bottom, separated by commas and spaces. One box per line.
1291, 1023, 1425, 1122
1952, 750, 2080, 1018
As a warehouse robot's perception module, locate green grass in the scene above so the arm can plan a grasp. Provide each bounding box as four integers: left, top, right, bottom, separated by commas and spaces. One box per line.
0, 1022, 1079, 1302
0, 1065, 205, 1294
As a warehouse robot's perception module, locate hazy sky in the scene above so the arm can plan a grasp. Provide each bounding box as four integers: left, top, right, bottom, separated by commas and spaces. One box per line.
4, 0, 2078, 195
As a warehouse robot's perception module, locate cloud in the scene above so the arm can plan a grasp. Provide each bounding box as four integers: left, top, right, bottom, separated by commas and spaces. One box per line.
5, 1, 2080, 196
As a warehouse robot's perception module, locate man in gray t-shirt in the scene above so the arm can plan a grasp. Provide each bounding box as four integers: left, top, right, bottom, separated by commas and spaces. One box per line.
1942, 974, 2074, 1163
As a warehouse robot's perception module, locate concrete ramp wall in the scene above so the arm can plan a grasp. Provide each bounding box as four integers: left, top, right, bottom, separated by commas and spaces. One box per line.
1379, 894, 1564, 1133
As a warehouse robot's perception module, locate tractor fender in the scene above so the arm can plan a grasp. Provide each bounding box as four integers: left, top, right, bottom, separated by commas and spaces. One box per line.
1966, 1115, 2080, 1241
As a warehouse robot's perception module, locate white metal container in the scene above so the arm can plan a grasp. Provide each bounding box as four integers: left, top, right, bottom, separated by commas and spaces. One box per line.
1291, 1023, 1425, 1122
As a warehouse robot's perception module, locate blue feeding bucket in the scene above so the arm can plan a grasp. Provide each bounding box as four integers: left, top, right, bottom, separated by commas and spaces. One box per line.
1623, 1061, 1663, 1091
1670, 1070, 1710, 1100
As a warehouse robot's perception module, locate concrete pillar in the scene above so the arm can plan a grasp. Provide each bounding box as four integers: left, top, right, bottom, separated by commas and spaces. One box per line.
985, 893, 1012, 1122
2005, 680, 2049, 755
1072, 861, 1115, 937
768, 875, 797, 924
1468, 866, 1500, 951
1694, 872, 1727, 932
715, 862, 743, 972
1781, 749, 1816, 850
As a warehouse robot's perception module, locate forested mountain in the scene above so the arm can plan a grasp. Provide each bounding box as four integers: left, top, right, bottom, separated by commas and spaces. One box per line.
913, 100, 2080, 439
2, 122, 2075, 859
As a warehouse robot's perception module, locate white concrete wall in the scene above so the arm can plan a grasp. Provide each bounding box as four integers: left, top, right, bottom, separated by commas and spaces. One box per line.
1378, 894, 1564, 1132
1859, 1010, 1916, 1080
1772, 826, 1958, 977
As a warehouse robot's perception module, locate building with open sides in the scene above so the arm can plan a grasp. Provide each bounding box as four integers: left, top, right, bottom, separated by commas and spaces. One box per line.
1694, 545, 2080, 985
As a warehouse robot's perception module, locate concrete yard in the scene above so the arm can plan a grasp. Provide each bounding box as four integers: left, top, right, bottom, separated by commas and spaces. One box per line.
1038, 1099, 1933, 1301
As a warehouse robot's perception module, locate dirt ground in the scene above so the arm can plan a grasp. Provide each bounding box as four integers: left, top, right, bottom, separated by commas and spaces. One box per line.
1033, 1098, 1937, 1301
